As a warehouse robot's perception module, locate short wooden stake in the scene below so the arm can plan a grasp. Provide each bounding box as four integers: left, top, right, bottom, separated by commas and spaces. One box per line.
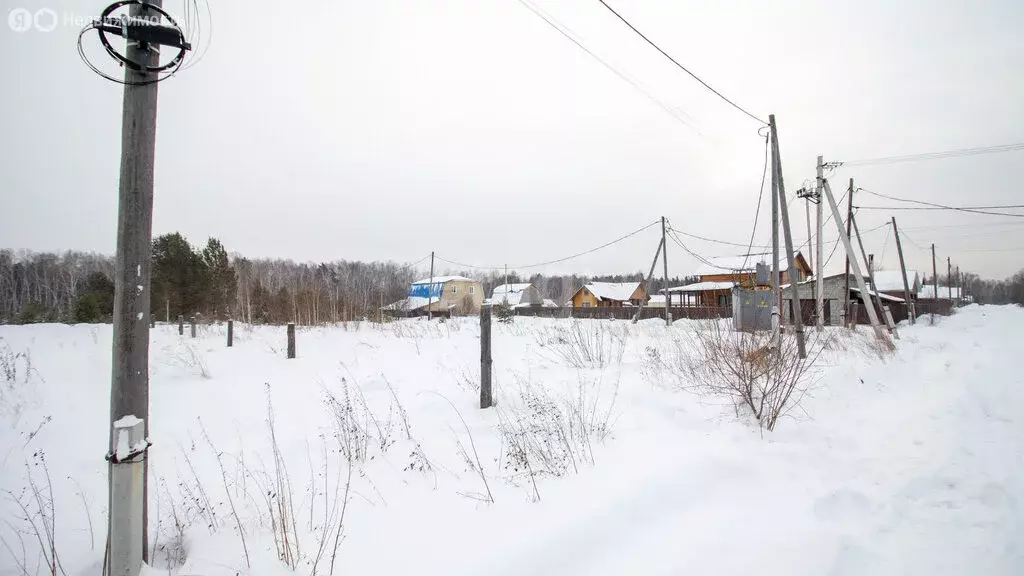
178, 314, 184, 335
227, 320, 234, 347
480, 307, 492, 409
287, 323, 296, 359
190, 317, 196, 338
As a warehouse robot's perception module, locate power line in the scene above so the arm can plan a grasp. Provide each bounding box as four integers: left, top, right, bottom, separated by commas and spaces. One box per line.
437, 219, 661, 271
595, 0, 767, 125
827, 142, 1024, 167
856, 188, 1024, 218
512, 0, 698, 133
740, 132, 771, 272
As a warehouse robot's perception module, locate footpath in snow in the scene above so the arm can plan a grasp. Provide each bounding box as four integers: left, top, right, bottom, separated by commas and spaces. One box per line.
0, 305, 1020, 575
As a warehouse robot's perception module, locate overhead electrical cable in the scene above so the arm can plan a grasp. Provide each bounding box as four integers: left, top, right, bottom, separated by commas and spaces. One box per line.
856, 188, 1024, 218
828, 142, 1024, 168
596, 0, 767, 125
512, 0, 698, 133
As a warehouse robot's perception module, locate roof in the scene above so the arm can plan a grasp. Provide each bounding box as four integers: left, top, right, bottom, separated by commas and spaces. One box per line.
581, 282, 643, 302
490, 283, 528, 307
694, 254, 787, 277
382, 296, 431, 311
411, 275, 475, 285
918, 285, 962, 299
872, 270, 919, 292
542, 299, 559, 308
492, 283, 532, 295
850, 287, 904, 303
666, 281, 736, 293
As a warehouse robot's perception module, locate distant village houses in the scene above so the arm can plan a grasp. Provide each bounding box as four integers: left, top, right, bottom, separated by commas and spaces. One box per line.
569, 282, 647, 308
486, 283, 543, 308
384, 275, 484, 315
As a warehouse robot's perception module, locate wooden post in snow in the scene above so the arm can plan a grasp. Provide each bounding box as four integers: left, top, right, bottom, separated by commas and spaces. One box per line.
287, 323, 296, 359
227, 320, 233, 347
178, 314, 183, 336
891, 217, 915, 324
480, 306, 493, 409
190, 316, 196, 338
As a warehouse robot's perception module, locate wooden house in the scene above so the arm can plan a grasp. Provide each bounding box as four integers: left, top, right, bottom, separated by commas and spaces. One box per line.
570, 282, 647, 308
666, 253, 812, 308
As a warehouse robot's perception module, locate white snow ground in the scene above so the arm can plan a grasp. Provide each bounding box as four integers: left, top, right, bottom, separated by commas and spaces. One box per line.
0, 305, 1021, 575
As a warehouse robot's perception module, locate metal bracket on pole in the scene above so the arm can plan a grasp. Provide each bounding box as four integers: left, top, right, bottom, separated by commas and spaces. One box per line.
109, 415, 147, 576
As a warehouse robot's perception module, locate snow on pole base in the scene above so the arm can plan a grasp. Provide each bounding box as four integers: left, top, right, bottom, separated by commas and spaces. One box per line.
109, 415, 147, 576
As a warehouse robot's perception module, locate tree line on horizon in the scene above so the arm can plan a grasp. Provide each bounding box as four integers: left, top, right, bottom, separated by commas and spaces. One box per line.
0, 234, 706, 325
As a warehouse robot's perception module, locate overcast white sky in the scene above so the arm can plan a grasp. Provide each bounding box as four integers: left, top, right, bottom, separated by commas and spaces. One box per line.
2, 0, 1023, 279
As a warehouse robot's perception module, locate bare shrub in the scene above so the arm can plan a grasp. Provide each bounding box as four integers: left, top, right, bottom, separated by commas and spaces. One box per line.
535, 320, 626, 369
1, 451, 65, 576
198, 420, 250, 569
667, 320, 830, 431
167, 342, 211, 379
497, 374, 618, 499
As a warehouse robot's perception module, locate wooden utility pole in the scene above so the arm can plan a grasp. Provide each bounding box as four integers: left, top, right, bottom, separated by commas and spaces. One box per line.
814, 156, 824, 330
632, 239, 664, 323
427, 251, 435, 321
844, 179, 854, 327
287, 323, 296, 359
107, 2, 167, 559
891, 217, 915, 324
661, 216, 670, 326
821, 179, 886, 339
931, 244, 938, 324
769, 115, 806, 358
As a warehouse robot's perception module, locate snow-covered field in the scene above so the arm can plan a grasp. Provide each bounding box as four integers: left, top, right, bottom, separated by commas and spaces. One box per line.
1, 306, 1021, 575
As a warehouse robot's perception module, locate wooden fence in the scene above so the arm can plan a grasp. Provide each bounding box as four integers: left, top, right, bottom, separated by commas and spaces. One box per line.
514, 306, 731, 321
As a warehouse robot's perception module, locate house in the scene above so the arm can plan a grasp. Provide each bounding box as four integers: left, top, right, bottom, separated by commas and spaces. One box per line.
780, 272, 910, 326
918, 285, 962, 300
871, 269, 920, 299
667, 252, 812, 308
384, 275, 484, 315
570, 282, 647, 308
486, 283, 542, 308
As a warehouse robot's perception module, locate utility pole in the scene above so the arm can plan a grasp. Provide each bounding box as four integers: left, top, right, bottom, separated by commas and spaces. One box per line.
770, 124, 781, 343
955, 265, 961, 307
891, 217, 915, 324
661, 216, 670, 326
844, 179, 854, 327
805, 196, 814, 271
820, 178, 887, 340
769, 115, 806, 358
947, 257, 952, 303
78, 1, 195, 570
427, 251, 435, 321
632, 239, 664, 323
852, 214, 886, 332
815, 156, 824, 330
931, 244, 938, 324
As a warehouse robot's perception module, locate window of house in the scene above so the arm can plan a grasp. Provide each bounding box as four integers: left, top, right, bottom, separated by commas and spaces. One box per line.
451, 285, 458, 294
583, 302, 592, 308
469, 286, 475, 294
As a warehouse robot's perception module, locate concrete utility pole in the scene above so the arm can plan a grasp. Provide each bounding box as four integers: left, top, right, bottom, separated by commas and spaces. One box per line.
815, 156, 824, 329
107, 1, 167, 562
947, 257, 953, 303
821, 179, 887, 340
632, 239, 664, 323
427, 251, 435, 321
853, 214, 887, 332
844, 179, 854, 327
770, 125, 781, 342
661, 216, 670, 326
891, 217, 915, 324
931, 244, 938, 324
769, 115, 806, 358
805, 196, 814, 271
